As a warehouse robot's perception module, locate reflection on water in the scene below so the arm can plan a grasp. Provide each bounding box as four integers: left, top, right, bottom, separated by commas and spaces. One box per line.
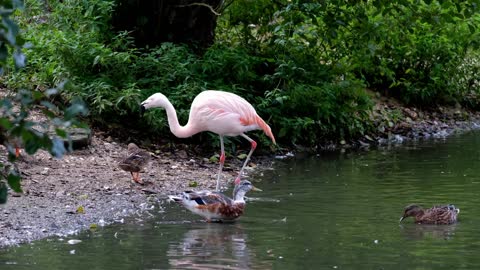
399, 224, 458, 241
3, 132, 480, 269
167, 224, 254, 269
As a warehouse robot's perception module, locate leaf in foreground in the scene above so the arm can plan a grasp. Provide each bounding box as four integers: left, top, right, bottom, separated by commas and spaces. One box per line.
0, 182, 7, 204
76, 205, 85, 214
7, 172, 21, 192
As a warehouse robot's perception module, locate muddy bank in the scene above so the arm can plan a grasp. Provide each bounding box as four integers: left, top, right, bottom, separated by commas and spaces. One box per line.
371, 98, 480, 143
2, 99, 480, 249
318, 98, 480, 151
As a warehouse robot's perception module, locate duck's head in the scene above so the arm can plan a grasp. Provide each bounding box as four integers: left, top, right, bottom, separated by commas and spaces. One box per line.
140, 93, 169, 116
446, 204, 460, 213
400, 204, 423, 222
233, 180, 262, 201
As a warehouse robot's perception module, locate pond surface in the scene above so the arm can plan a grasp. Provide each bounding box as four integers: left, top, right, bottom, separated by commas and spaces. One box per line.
2, 132, 480, 269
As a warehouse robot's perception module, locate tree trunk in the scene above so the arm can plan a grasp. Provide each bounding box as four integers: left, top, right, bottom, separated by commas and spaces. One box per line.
111, 0, 222, 50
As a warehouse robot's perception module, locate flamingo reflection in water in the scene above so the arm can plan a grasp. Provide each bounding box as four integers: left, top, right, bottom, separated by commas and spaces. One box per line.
166, 224, 271, 269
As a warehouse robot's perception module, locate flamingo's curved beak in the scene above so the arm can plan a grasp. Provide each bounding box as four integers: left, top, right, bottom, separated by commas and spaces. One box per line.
140, 104, 146, 116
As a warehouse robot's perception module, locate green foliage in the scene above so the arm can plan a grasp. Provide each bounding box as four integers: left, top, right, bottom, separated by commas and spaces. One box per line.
453, 50, 480, 108
219, 0, 480, 139
4, 0, 480, 153
0, 0, 26, 73
0, 0, 88, 204
258, 80, 372, 146
345, 1, 480, 106
0, 86, 88, 204
221, 1, 375, 144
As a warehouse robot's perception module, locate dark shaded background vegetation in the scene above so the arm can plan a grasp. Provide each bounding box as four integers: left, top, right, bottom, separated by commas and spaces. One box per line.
3, 0, 480, 149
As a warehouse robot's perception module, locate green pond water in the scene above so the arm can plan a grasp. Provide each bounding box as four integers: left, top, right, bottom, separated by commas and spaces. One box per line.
2, 132, 480, 269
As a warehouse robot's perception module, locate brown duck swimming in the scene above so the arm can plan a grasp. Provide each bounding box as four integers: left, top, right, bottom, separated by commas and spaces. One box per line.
400, 204, 460, 224
168, 180, 262, 222
118, 143, 150, 184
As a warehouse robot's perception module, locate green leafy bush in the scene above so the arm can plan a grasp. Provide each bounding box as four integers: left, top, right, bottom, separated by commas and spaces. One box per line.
4, 0, 480, 151
346, 1, 480, 106
0, 0, 26, 72
232, 1, 374, 144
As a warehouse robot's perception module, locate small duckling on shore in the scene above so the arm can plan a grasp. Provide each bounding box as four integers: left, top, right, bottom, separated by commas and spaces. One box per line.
118, 143, 150, 184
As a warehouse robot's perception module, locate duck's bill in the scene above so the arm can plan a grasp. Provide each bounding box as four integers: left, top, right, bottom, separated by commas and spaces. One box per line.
399, 216, 405, 223
252, 186, 263, 192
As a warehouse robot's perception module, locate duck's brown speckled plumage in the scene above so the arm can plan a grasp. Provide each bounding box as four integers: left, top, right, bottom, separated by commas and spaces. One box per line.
400, 204, 460, 224
119, 143, 150, 184
168, 180, 260, 222
193, 192, 246, 220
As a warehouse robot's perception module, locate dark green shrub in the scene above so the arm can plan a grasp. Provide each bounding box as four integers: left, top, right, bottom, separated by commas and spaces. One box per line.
5, 0, 480, 150
347, 1, 480, 106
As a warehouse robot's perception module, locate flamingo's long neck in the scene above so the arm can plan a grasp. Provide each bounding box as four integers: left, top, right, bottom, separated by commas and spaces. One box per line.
162, 99, 196, 138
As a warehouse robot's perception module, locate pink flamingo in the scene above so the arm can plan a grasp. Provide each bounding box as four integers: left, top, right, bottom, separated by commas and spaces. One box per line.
140, 90, 276, 191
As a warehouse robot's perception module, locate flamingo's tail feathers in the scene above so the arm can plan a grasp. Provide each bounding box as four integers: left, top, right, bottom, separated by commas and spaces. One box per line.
256, 116, 276, 145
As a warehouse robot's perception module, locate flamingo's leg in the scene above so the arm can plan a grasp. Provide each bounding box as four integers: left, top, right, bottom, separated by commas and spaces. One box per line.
235, 133, 257, 185
216, 135, 225, 191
